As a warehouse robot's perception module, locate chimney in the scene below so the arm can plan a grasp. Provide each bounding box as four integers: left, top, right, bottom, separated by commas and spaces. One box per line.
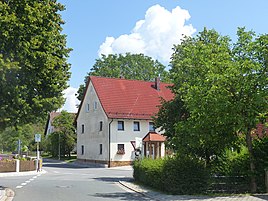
155, 77, 160, 91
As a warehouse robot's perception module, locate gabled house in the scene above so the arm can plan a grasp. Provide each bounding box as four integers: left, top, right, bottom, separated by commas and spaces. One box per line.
44, 112, 61, 136
75, 76, 173, 167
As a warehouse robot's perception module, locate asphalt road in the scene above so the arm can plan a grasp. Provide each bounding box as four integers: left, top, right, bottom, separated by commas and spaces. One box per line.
1, 160, 152, 201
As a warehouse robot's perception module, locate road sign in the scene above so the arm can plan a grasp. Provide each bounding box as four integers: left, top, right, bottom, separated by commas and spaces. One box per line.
35, 134, 41, 142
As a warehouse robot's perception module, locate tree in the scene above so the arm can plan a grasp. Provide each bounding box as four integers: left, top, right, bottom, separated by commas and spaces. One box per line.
165, 27, 267, 192
76, 53, 170, 101
0, 0, 71, 129
0, 122, 45, 154
48, 111, 76, 158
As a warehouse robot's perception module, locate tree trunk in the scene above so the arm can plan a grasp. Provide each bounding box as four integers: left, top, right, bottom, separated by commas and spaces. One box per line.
246, 128, 257, 193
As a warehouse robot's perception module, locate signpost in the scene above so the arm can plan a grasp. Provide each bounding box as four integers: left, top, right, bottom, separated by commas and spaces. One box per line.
35, 134, 41, 160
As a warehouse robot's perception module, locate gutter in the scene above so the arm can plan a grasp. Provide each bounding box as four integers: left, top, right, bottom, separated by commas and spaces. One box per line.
108, 119, 113, 168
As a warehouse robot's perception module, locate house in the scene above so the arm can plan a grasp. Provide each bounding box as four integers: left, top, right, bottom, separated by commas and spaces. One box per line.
75, 76, 173, 167
44, 111, 61, 136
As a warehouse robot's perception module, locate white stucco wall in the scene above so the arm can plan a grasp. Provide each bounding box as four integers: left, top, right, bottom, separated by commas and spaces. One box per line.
77, 82, 109, 162
109, 119, 155, 162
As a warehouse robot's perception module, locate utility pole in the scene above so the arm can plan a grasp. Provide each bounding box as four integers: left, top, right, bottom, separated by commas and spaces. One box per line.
58, 133, 60, 160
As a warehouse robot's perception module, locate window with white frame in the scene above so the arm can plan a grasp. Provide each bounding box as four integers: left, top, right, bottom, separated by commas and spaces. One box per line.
118, 121, 124, 131
149, 122, 155, 132
133, 121, 140, 131
117, 144, 125, 154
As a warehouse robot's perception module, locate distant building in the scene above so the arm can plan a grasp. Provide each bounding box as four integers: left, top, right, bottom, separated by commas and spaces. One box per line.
44, 112, 61, 136
75, 76, 173, 167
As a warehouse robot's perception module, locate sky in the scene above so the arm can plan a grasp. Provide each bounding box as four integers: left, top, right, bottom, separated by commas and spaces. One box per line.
58, 0, 268, 113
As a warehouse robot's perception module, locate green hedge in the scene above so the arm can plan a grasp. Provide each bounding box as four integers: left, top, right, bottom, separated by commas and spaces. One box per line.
133, 156, 209, 195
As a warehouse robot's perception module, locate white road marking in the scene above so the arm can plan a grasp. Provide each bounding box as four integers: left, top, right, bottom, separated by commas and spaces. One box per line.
16, 174, 43, 189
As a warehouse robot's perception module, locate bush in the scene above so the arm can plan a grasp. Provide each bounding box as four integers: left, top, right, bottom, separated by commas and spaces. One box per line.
133, 155, 210, 195
133, 158, 164, 189
162, 155, 209, 194
253, 137, 268, 192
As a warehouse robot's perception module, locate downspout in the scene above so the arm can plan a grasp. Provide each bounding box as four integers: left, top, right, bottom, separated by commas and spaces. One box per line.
108, 119, 113, 168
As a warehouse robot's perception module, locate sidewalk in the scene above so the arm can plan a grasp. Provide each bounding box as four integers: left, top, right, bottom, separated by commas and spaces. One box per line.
0, 170, 46, 178
119, 180, 268, 201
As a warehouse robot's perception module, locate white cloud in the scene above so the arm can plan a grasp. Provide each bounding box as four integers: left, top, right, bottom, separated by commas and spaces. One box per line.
98, 4, 196, 63
61, 87, 80, 113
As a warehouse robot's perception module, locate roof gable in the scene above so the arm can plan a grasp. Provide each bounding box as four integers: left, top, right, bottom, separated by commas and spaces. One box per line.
90, 76, 173, 120
143, 132, 166, 142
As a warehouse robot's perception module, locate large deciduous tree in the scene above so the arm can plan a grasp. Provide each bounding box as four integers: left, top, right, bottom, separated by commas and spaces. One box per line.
76, 53, 170, 101
0, 0, 71, 129
160, 28, 267, 192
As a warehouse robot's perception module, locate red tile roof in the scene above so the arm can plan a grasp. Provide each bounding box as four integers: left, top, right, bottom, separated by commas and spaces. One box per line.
143, 132, 166, 142
86, 76, 173, 120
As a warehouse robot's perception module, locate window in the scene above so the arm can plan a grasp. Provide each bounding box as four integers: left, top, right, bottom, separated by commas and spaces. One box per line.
86, 103, 90, 112
81, 124, 85, 134
99, 144, 102, 155
94, 101, 98, 110
81, 145, 84, 155
118, 121, 124, 131
149, 122, 155, 132
99, 121, 103, 131
133, 121, 140, 131
117, 144, 125, 154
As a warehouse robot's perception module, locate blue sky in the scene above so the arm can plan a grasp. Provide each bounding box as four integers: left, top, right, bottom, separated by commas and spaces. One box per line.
58, 0, 268, 112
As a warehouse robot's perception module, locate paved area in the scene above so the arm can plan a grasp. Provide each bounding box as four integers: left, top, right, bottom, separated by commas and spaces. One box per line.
1, 163, 268, 201
0, 170, 46, 201
119, 180, 268, 201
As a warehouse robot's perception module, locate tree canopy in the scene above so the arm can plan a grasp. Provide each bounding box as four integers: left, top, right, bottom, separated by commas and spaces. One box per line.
157, 27, 268, 192
76, 53, 170, 101
0, 0, 71, 129
48, 111, 76, 158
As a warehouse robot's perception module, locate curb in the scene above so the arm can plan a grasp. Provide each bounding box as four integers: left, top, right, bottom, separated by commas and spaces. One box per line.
119, 181, 161, 201
0, 170, 46, 177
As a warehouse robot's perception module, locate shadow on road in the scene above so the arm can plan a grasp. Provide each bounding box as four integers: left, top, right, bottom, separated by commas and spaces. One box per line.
93, 192, 151, 200
253, 195, 268, 200
93, 177, 133, 183
42, 159, 103, 169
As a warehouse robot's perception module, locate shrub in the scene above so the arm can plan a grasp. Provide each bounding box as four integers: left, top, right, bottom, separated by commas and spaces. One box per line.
162, 155, 209, 194
253, 137, 268, 192
133, 158, 164, 189
133, 155, 210, 195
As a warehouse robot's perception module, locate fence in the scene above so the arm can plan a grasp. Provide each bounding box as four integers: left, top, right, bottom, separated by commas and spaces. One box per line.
0, 159, 37, 173
208, 175, 250, 194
